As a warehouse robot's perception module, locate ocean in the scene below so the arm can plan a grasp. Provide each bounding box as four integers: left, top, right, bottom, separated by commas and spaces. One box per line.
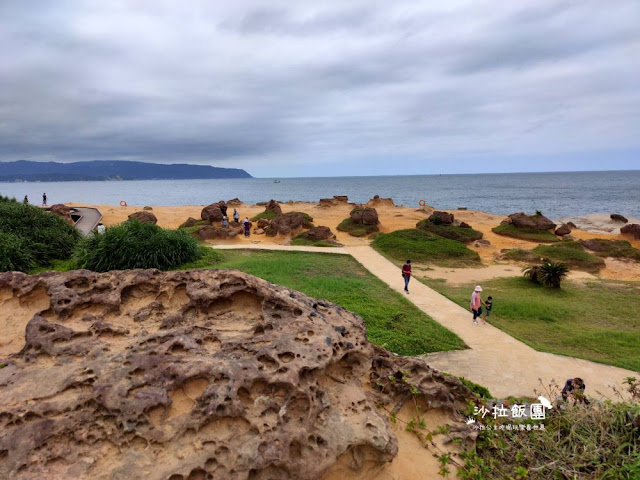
1, 170, 639, 221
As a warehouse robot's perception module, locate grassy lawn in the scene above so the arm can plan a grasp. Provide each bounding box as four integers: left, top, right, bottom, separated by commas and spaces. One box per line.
372, 229, 481, 267
201, 249, 466, 356
416, 219, 483, 244
493, 224, 560, 243
419, 276, 640, 372
502, 241, 606, 273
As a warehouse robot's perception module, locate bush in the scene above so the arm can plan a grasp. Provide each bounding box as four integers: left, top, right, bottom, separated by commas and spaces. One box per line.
372, 229, 481, 267
533, 241, 605, 273
0, 200, 80, 271
524, 261, 568, 288
0, 232, 35, 272
73, 220, 202, 272
416, 219, 483, 244
493, 224, 560, 243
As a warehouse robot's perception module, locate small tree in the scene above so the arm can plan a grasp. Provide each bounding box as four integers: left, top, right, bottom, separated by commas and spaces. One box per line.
524, 261, 568, 288
523, 265, 542, 284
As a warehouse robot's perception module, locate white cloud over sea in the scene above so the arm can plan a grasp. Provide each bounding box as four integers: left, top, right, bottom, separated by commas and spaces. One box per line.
1, 0, 639, 176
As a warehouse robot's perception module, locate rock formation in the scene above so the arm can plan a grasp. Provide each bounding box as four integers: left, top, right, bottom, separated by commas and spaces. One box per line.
265, 200, 282, 215
0, 270, 475, 479
49, 204, 74, 224
143, 206, 154, 211
179, 217, 199, 229
554, 224, 571, 236
194, 225, 241, 240
265, 212, 314, 237
610, 214, 628, 223
128, 211, 158, 224
621, 224, 640, 240
349, 208, 378, 226
428, 211, 454, 226
366, 195, 395, 207
318, 196, 350, 208
227, 198, 242, 207
201, 203, 224, 222
294, 227, 341, 246
503, 212, 555, 230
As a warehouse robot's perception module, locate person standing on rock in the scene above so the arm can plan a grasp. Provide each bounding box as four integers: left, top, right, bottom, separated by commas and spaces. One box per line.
233, 208, 239, 223
401, 260, 412, 293
470, 286, 484, 325
221, 216, 228, 228
42, 193, 47, 206
244, 218, 252, 237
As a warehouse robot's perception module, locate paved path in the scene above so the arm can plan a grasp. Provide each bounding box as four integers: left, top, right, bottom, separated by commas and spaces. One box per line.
72, 207, 102, 235
212, 243, 637, 399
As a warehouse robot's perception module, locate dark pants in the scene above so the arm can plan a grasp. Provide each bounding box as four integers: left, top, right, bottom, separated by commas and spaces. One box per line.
403, 275, 410, 291
244, 229, 250, 237
472, 308, 482, 320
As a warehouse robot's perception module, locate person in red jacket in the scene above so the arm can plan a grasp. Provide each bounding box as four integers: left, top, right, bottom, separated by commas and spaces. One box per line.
402, 260, 412, 293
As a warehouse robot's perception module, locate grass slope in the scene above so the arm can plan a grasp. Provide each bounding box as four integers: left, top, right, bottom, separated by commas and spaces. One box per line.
416, 219, 483, 244
493, 224, 560, 243
502, 241, 605, 273
420, 276, 640, 371
209, 250, 465, 356
336, 218, 378, 237
372, 229, 481, 267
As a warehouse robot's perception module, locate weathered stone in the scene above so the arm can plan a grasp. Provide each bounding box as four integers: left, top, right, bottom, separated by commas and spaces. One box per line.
227, 198, 242, 206
459, 222, 471, 229
265, 200, 282, 215
49, 204, 73, 223
179, 217, 199, 229
554, 224, 571, 236
333, 195, 349, 202
128, 211, 158, 224
610, 214, 628, 223
0, 269, 475, 479
507, 212, 555, 230
253, 228, 265, 235
474, 239, 491, 247
143, 206, 153, 211
201, 203, 224, 222
566, 222, 577, 229
367, 195, 395, 207
350, 207, 379, 226
428, 211, 454, 226
257, 218, 271, 229
265, 212, 313, 237
621, 223, 640, 239
194, 225, 238, 240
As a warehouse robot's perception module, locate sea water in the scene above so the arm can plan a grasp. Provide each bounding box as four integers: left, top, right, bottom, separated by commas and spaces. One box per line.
1, 170, 638, 220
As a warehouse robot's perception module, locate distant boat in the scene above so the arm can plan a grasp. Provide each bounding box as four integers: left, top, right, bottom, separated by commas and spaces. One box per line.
273, 180, 281, 183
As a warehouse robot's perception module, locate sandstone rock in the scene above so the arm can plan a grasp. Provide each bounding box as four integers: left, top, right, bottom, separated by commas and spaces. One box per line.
265, 212, 313, 237
128, 211, 158, 224
507, 212, 555, 230
194, 225, 238, 240
610, 214, 628, 223
265, 200, 282, 215
253, 228, 265, 235
49, 204, 73, 223
201, 203, 224, 222
350, 207, 379, 226
0, 269, 475, 479
318, 198, 335, 208
459, 222, 471, 229
428, 211, 454, 226
580, 239, 612, 252
179, 217, 199, 229
554, 224, 571, 236
227, 198, 242, 206
257, 218, 271, 229
143, 206, 153, 211
621, 223, 640, 239
474, 239, 491, 247
333, 195, 349, 203
367, 195, 395, 207
294, 226, 340, 245
566, 222, 577, 229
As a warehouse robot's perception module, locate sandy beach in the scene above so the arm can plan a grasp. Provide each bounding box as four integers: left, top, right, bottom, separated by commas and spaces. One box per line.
69, 200, 640, 282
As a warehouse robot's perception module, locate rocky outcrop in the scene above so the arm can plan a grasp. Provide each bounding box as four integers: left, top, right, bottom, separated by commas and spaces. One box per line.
49, 204, 73, 223
350, 207, 379, 226
227, 198, 242, 206
459, 222, 471, 229
265, 212, 313, 237
428, 211, 454, 226
194, 225, 240, 240
554, 224, 571, 236
610, 214, 628, 223
128, 211, 158, 224
0, 269, 475, 480
179, 217, 199, 229
566, 222, 577, 229
294, 226, 341, 245
256, 218, 271, 229
318, 196, 350, 208
367, 195, 395, 207
143, 206, 153, 211
265, 200, 282, 215
201, 203, 224, 222
621, 224, 640, 239
504, 212, 555, 230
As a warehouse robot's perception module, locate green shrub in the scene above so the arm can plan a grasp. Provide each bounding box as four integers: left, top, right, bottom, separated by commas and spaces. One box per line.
416, 219, 483, 244
336, 218, 379, 237
0, 200, 80, 271
0, 232, 35, 272
73, 220, 202, 272
372, 229, 481, 267
533, 241, 605, 273
493, 224, 560, 243
524, 261, 568, 288
250, 211, 278, 222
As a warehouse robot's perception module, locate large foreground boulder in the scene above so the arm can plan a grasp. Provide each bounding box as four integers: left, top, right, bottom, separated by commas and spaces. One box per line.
265, 212, 313, 236
128, 211, 158, 224
0, 270, 474, 479
350, 207, 379, 226
265, 199, 282, 215
505, 212, 556, 230
201, 203, 224, 222
621, 224, 640, 239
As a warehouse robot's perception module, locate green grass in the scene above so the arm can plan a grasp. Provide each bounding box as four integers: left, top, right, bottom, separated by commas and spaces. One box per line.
250, 211, 278, 222
416, 219, 483, 244
336, 218, 379, 237
501, 248, 540, 263
582, 239, 640, 261
290, 237, 337, 247
493, 224, 560, 243
372, 229, 481, 267
532, 241, 605, 273
419, 276, 640, 371
198, 250, 465, 356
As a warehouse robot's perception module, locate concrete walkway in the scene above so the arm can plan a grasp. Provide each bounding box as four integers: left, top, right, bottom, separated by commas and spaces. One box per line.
72, 207, 102, 235
212, 243, 637, 399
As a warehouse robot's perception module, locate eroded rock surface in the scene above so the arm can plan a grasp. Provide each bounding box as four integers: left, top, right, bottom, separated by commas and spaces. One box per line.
128, 211, 158, 224
0, 270, 474, 480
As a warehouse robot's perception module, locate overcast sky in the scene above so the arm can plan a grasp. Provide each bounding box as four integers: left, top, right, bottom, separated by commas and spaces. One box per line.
1, 1, 638, 177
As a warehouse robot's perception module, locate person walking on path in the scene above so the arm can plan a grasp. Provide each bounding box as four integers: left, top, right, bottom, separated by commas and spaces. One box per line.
42, 193, 47, 206
401, 260, 412, 293
233, 208, 239, 223
470, 285, 484, 325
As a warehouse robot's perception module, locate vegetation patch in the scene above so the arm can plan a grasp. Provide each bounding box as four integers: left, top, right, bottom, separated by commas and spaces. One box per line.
200, 250, 465, 356
420, 276, 640, 371
73, 220, 202, 272
336, 218, 379, 237
0, 196, 80, 272
501, 248, 540, 263
492, 224, 560, 243
416, 219, 483, 244
250, 211, 278, 222
372, 229, 481, 267
581, 238, 640, 261
290, 237, 337, 247
532, 241, 605, 273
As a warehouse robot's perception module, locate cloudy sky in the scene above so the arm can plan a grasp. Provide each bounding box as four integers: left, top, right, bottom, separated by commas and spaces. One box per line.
1, 0, 638, 177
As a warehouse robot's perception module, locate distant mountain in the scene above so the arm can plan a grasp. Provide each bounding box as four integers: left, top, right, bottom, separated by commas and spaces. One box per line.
0, 160, 252, 182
